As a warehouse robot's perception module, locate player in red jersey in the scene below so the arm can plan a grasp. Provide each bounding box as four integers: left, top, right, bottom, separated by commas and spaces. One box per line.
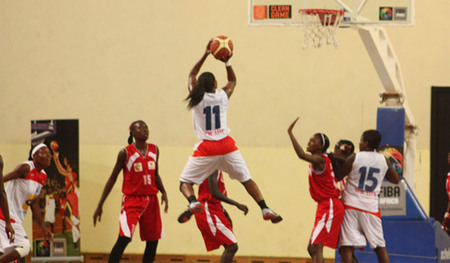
187, 170, 248, 263
442, 152, 450, 231
93, 120, 168, 263
287, 117, 345, 263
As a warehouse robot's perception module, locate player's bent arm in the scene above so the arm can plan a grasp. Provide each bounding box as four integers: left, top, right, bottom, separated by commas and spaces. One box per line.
4, 163, 30, 182
338, 153, 356, 181
208, 171, 248, 214
31, 197, 53, 241
384, 157, 400, 184
222, 64, 236, 99
188, 44, 211, 93
53, 152, 72, 178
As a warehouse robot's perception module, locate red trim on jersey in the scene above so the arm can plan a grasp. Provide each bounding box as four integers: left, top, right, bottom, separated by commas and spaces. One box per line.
193, 136, 238, 157
0, 210, 16, 223
344, 204, 381, 218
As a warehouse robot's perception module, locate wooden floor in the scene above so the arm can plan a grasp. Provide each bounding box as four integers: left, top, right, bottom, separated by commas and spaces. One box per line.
83, 253, 335, 263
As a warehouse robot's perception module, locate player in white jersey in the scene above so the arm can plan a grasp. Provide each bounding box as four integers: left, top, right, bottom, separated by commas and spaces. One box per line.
0, 144, 53, 263
178, 40, 282, 224
338, 130, 400, 263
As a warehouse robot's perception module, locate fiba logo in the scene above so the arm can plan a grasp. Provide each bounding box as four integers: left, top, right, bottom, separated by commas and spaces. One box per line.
379, 147, 403, 174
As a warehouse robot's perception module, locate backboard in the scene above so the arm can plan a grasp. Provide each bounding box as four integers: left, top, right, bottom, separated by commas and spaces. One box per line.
249, 0, 414, 27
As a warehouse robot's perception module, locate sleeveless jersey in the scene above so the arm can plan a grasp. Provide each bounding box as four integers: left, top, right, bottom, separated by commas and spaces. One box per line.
308, 154, 340, 202
122, 143, 159, 196
198, 171, 227, 205
1, 161, 47, 224
342, 151, 389, 213
192, 89, 230, 141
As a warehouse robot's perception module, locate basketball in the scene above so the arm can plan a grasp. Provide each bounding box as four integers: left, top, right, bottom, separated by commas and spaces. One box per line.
50, 140, 59, 151
209, 36, 233, 61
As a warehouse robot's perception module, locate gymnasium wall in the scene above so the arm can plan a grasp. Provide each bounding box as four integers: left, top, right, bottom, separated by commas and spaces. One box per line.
0, 0, 448, 259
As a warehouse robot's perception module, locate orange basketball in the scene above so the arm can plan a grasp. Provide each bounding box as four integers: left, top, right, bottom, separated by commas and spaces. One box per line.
50, 140, 59, 151
209, 36, 233, 61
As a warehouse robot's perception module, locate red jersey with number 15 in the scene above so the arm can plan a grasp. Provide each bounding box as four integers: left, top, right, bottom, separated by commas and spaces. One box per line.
308, 154, 340, 202
123, 144, 159, 196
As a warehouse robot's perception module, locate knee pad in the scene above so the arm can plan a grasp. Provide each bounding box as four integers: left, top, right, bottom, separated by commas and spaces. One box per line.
15, 242, 31, 258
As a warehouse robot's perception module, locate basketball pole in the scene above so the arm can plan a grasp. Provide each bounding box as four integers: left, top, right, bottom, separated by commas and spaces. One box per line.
357, 26, 418, 190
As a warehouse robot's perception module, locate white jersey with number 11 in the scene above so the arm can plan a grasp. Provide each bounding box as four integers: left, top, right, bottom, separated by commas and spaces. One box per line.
192, 89, 230, 141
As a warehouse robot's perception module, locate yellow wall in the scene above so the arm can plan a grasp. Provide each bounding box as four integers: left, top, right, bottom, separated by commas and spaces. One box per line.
0, 0, 448, 259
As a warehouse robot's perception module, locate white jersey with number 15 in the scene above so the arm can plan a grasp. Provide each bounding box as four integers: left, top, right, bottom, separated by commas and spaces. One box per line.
342, 151, 388, 213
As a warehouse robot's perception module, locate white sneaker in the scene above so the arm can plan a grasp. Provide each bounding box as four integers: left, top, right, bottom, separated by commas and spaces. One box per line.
262, 208, 283, 223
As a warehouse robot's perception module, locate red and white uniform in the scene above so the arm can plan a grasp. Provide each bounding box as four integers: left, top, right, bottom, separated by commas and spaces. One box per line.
308, 154, 344, 249
340, 152, 389, 249
194, 172, 236, 251
0, 161, 47, 251
118, 144, 164, 241
180, 89, 251, 185
64, 171, 79, 217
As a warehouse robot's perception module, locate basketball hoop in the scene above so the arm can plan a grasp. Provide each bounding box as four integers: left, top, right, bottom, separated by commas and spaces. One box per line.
299, 9, 344, 49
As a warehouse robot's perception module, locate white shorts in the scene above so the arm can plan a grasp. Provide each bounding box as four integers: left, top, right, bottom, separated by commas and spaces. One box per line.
339, 209, 386, 249
0, 220, 29, 252
180, 151, 251, 185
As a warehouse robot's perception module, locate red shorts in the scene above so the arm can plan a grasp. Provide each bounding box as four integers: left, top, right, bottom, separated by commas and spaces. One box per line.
119, 195, 163, 241
310, 197, 344, 249
194, 201, 236, 251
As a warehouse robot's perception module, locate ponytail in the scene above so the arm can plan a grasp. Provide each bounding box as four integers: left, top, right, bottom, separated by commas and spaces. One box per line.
128, 121, 135, 144
185, 72, 215, 109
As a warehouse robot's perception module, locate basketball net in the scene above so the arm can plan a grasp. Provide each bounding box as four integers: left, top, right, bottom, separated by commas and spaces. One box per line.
299, 9, 344, 49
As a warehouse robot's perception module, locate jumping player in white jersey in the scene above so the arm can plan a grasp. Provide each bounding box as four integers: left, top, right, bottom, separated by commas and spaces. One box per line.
178, 40, 282, 224
0, 144, 53, 263
338, 130, 400, 263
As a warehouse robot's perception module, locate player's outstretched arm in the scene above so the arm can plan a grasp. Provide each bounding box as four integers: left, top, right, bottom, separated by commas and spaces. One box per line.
93, 149, 126, 226
208, 171, 248, 215
188, 40, 212, 93
287, 117, 324, 165
384, 157, 400, 184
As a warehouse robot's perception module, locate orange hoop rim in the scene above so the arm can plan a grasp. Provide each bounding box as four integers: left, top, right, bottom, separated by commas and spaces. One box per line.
298, 8, 344, 16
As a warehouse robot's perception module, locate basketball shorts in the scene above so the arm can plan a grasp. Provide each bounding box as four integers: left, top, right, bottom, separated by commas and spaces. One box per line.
0, 219, 29, 253
339, 208, 386, 249
310, 197, 344, 249
119, 195, 164, 241
180, 136, 251, 185
194, 201, 237, 251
